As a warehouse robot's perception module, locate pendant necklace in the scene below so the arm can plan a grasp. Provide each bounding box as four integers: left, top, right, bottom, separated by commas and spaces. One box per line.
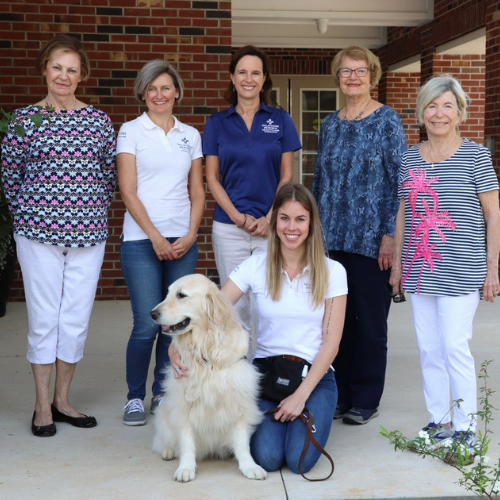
343, 98, 371, 121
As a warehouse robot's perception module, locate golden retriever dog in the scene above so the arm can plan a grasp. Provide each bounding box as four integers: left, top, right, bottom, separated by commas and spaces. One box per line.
150, 274, 266, 483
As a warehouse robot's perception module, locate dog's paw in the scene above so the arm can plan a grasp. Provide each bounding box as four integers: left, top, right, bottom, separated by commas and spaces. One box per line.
174, 467, 196, 483
241, 464, 267, 480
161, 448, 176, 461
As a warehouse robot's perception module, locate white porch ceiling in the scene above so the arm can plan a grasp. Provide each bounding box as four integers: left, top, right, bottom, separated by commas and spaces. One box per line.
232, 0, 435, 49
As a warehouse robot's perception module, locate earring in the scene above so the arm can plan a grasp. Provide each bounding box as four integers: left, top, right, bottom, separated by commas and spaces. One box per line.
420, 123, 426, 131
370, 83, 374, 88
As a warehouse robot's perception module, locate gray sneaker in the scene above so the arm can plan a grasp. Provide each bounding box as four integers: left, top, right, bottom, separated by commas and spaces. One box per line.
342, 407, 380, 425
123, 399, 146, 426
150, 394, 164, 415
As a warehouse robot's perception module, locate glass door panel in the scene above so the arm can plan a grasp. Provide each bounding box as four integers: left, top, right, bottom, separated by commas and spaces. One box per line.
300, 89, 337, 189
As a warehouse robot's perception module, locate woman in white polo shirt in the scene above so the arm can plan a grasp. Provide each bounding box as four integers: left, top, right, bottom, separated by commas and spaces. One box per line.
222, 184, 347, 474
117, 60, 205, 426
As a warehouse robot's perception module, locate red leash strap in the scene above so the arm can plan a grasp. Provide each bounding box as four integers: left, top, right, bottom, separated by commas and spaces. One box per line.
264, 407, 334, 481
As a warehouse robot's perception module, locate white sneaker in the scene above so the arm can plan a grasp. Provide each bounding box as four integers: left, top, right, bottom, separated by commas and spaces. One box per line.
123, 398, 146, 426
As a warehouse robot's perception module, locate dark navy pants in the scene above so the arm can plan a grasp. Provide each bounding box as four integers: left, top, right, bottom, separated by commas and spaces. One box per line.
329, 251, 391, 410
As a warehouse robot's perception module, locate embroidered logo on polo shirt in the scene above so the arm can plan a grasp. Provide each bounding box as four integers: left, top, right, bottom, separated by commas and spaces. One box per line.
262, 119, 280, 134
177, 137, 193, 154
118, 131, 126, 138
303, 281, 312, 293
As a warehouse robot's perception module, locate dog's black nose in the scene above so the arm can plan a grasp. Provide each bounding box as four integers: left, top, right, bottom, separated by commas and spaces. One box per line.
150, 309, 160, 321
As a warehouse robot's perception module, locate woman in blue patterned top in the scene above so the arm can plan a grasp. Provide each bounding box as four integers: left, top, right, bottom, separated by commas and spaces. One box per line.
390, 75, 500, 452
1, 35, 116, 436
312, 46, 407, 425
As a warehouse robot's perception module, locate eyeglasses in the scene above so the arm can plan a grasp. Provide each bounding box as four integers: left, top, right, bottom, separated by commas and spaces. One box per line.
385, 283, 406, 304
338, 67, 370, 78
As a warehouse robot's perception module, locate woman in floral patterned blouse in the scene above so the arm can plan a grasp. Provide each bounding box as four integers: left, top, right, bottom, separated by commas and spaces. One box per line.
312, 46, 407, 426
1, 35, 116, 437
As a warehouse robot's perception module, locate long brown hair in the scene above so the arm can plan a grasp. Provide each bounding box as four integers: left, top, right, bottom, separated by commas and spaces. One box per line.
266, 183, 328, 309
224, 45, 273, 105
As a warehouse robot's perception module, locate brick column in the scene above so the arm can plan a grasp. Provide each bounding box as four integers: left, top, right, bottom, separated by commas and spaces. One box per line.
385, 72, 420, 146
432, 54, 485, 145
485, 0, 500, 178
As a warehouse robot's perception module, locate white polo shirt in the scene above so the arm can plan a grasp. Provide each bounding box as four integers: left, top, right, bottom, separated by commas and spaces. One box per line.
229, 253, 348, 364
117, 113, 203, 241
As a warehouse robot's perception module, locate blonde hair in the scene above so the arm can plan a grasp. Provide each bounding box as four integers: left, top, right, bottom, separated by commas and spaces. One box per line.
266, 183, 328, 309
331, 45, 382, 87
416, 74, 469, 125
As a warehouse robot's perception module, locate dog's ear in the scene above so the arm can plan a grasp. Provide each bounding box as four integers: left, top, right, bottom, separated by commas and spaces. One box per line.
202, 286, 248, 365
204, 287, 234, 327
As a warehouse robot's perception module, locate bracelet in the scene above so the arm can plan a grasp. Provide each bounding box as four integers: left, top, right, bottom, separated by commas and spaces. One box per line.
237, 214, 247, 229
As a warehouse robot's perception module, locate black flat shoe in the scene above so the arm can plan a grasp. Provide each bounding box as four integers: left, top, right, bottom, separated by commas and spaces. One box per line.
31, 411, 57, 437
51, 405, 97, 428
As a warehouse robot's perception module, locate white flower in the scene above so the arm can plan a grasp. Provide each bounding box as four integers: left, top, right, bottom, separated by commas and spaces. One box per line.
424, 438, 431, 445
441, 439, 452, 447
474, 455, 481, 463
492, 480, 500, 493
419, 430, 429, 439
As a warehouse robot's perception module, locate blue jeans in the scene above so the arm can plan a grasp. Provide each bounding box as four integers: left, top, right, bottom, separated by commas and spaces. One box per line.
120, 237, 198, 400
250, 363, 337, 474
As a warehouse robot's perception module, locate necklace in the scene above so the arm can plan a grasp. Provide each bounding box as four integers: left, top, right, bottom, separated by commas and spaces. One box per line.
342, 98, 372, 121
424, 136, 462, 168
45, 96, 77, 111
236, 104, 260, 116
283, 263, 304, 272
147, 114, 174, 134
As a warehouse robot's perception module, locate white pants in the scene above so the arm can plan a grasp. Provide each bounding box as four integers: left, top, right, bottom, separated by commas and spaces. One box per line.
410, 291, 480, 431
15, 234, 105, 364
212, 221, 267, 357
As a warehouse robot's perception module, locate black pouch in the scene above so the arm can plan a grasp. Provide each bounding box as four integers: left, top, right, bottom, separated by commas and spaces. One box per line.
259, 356, 307, 402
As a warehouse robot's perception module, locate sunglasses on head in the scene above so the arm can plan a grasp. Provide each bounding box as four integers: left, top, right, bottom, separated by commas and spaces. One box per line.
385, 283, 406, 303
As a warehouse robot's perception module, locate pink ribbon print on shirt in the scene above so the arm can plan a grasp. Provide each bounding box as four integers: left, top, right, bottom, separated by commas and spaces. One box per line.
402, 168, 457, 292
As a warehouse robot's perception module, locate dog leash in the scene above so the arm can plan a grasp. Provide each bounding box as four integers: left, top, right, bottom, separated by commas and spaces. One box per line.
265, 407, 334, 481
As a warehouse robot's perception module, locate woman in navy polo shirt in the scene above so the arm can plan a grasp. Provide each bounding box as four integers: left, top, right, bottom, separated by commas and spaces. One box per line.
203, 45, 301, 351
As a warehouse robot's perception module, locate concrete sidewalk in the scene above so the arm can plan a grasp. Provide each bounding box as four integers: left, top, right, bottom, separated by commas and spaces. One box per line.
1, 298, 499, 500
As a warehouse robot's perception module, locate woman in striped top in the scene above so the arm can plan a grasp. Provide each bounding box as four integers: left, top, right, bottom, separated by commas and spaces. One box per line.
390, 75, 500, 453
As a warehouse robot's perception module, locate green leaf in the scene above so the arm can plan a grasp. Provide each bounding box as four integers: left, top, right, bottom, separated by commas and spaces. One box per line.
30, 113, 44, 128
13, 124, 26, 138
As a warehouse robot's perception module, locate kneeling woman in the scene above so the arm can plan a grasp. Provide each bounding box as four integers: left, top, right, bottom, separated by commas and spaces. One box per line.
222, 183, 347, 473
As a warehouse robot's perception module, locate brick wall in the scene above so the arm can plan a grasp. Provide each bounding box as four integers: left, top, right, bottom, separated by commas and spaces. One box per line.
0, 0, 232, 301
386, 72, 420, 146
259, 48, 340, 76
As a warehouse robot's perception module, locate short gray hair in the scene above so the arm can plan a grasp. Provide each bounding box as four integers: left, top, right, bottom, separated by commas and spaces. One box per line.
134, 59, 184, 104
416, 74, 469, 125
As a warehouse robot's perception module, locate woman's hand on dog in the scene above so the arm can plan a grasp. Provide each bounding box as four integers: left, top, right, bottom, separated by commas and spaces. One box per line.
273, 391, 309, 422
169, 344, 188, 378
